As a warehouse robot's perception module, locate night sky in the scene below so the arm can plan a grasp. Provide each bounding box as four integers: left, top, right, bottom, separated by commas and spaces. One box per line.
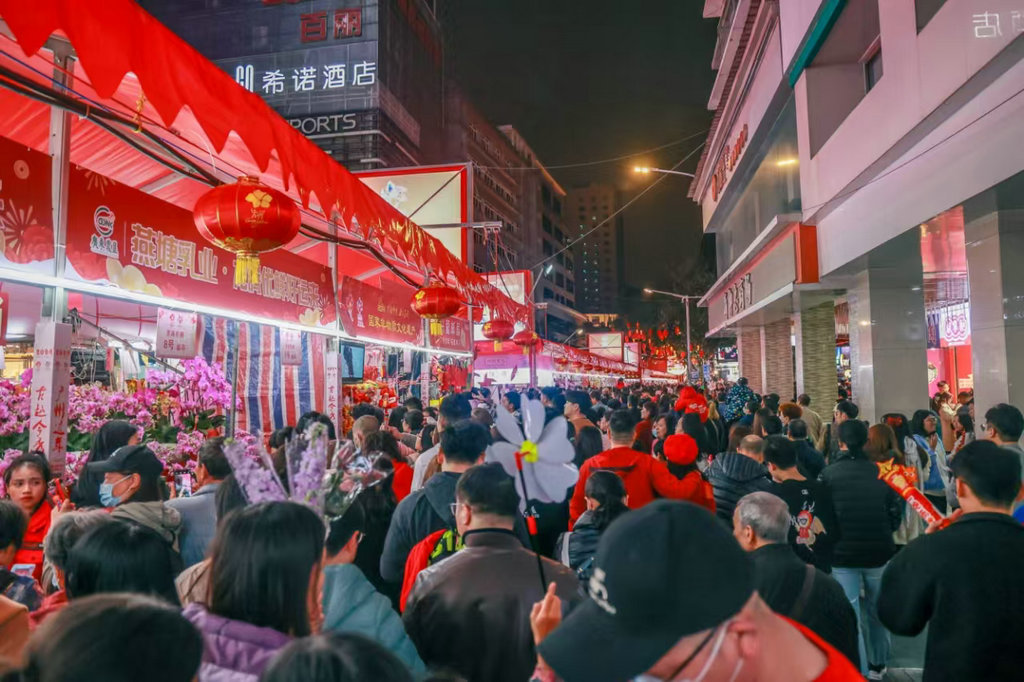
443, 0, 719, 294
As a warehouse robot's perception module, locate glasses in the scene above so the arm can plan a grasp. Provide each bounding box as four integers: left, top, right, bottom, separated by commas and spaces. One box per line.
449, 502, 463, 518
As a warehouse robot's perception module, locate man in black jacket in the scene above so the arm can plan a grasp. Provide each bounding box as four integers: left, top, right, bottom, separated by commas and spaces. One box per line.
379, 419, 488, 584
733, 491, 859, 668
404, 463, 578, 682
763, 435, 838, 572
707, 434, 773, 526
788, 418, 826, 479
879, 440, 1024, 682
820, 420, 903, 680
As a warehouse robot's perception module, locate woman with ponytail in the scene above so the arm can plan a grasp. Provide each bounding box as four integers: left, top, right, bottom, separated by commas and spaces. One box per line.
554, 471, 628, 583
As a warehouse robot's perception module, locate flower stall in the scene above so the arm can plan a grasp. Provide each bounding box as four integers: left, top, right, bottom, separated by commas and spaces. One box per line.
0, 0, 526, 480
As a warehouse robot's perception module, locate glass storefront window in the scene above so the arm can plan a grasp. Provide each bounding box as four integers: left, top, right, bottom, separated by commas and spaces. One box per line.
920, 206, 972, 397
715, 98, 802, 273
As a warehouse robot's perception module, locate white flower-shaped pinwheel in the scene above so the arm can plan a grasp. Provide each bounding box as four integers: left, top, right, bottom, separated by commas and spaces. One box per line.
488, 398, 579, 510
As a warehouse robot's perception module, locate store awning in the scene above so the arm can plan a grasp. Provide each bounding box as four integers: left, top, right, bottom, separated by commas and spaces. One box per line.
0, 0, 527, 322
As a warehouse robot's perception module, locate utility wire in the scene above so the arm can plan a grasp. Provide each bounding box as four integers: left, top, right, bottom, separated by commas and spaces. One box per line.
531, 140, 706, 270
474, 129, 709, 171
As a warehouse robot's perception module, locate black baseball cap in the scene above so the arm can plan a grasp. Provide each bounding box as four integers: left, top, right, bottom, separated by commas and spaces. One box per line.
88, 444, 164, 478
539, 500, 755, 682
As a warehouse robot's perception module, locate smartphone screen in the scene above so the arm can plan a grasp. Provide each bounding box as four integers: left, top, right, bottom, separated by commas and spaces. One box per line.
175, 472, 193, 497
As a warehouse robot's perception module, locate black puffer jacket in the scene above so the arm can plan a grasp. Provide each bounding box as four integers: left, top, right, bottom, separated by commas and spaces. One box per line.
820, 452, 903, 568
706, 452, 773, 526
554, 510, 602, 582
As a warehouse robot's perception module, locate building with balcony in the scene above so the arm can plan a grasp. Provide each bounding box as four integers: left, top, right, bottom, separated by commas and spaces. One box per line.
692, 0, 1024, 421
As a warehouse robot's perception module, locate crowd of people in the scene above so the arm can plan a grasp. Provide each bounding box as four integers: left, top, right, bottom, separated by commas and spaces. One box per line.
1, 377, 1023, 681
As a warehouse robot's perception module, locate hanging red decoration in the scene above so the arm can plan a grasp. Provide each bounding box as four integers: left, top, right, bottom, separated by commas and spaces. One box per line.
482, 319, 515, 340
512, 329, 543, 351
674, 325, 681, 336
411, 283, 462, 319
193, 176, 301, 285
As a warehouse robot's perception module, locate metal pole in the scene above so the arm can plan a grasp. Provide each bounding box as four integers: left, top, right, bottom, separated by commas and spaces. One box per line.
48, 47, 74, 321
685, 297, 693, 385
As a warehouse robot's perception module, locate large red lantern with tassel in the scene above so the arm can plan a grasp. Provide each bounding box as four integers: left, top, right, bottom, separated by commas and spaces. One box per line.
482, 319, 515, 341
411, 283, 461, 319
512, 329, 543, 353
193, 176, 301, 285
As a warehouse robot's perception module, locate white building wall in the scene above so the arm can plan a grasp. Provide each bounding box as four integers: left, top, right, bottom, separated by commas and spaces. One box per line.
796, 0, 1024, 278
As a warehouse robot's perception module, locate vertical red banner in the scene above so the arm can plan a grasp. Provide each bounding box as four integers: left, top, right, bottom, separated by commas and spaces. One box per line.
30, 322, 72, 475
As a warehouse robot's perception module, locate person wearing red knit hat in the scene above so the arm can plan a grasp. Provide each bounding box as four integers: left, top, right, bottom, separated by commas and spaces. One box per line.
662, 435, 715, 512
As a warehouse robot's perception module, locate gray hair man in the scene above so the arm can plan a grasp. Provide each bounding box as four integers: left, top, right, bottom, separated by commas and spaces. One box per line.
733, 492, 859, 668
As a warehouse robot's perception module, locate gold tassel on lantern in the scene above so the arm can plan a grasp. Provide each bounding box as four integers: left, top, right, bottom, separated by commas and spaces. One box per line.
235, 253, 261, 286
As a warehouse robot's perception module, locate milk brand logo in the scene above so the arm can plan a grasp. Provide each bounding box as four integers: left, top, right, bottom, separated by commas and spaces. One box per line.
90, 206, 119, 258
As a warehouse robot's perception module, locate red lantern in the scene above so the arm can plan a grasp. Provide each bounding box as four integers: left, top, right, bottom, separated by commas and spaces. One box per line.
411, 283, 461, 319
482, 319, 515, 341
193, 176, 301, 285
512, 329, 542, 352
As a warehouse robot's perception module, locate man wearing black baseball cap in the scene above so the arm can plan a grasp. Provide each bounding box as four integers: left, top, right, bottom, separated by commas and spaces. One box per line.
88, 445, 181, 552
534, 501, 861, 681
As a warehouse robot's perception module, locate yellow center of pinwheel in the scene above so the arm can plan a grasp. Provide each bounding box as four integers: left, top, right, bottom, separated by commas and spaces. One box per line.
521, 440, 539, 463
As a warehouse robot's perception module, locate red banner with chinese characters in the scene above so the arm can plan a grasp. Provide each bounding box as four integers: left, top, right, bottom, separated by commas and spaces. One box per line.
339, 276, 423, 346
64, 164, 336, 328
0, 137, 53, 275
429, 315, 471, 352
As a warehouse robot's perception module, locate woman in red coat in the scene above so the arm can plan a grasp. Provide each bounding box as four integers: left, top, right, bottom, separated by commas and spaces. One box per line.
3, 453, 54, 584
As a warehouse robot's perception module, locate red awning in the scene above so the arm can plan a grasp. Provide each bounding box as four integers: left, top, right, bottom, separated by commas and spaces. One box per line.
0, 0, 527, 322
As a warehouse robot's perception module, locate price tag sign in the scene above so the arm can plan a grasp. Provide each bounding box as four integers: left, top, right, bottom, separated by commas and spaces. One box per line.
156, 308, 198, 358
281, 329, 303, 366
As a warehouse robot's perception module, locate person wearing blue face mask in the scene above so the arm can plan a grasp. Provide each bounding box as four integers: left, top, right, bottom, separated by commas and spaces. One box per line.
86, 445, 182, 559
530, 501, 862, 682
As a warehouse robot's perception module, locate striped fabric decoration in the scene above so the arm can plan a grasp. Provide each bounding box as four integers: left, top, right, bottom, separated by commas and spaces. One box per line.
199, 316, 326, 438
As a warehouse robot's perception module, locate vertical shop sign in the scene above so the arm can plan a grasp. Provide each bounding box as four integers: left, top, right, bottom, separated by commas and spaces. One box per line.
156, 308, 198, 358
420, 362, 430, 402
30, 322, 72, 475
281, 329, 303, 365
323, 341, 340, 433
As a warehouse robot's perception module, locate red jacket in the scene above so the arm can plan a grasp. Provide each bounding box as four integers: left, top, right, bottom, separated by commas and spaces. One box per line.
392, 460, 413, 503
399, 528, 463, 612
569, 447, 705, 526
13, 501, 51, 584
675, 386, 709, 423
29, 589, 67, 630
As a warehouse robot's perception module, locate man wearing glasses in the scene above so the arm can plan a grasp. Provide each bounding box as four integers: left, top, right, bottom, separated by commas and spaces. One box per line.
532, 501, 861, 681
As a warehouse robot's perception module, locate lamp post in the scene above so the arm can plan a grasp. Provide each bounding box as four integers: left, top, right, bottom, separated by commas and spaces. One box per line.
644, 287, 701, 384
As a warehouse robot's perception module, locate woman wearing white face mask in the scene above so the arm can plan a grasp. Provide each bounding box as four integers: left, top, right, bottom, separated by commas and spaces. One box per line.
529, 501, 862, 682
86, 445, 182, 557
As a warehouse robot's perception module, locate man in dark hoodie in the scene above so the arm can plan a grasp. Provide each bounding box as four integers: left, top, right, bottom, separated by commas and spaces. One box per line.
379, 419, 487, 585
707, 434, 773, 527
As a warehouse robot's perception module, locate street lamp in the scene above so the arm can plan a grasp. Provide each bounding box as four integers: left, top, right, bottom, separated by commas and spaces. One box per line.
633, 166, 696, 178
528, 263, 555, 299
644, 287, 701, 384
563, 328, 585, 346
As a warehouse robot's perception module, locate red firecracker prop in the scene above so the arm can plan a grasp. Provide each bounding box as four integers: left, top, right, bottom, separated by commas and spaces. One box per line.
877, 460, 948, 528
193, 176, 301, 286
411, 283, 461, 319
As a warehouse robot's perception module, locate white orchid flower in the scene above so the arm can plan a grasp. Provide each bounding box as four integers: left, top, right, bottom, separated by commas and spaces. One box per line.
488, 398, 579, 509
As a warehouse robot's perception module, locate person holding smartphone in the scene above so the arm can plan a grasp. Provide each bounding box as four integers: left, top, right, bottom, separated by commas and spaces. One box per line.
3, 452, 54, 584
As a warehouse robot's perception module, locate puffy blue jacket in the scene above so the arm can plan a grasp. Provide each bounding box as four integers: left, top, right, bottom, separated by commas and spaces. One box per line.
322, 563, 426, 676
